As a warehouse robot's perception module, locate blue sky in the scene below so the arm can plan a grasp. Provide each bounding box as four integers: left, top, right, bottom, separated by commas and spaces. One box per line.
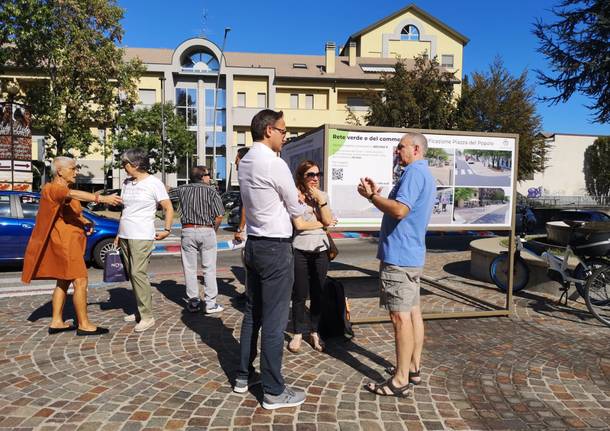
118, 0, 609, 136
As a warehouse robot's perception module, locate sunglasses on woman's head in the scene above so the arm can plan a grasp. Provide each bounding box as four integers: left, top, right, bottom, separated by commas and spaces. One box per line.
305, 172, 322, 178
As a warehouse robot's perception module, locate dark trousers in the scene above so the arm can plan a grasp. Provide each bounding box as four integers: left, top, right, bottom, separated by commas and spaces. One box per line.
238, 239, 294, 395
292, 248, 329, 334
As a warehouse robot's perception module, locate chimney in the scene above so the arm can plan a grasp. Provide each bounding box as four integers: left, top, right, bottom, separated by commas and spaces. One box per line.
325, 42, 335, 74
348, 42, 357, 67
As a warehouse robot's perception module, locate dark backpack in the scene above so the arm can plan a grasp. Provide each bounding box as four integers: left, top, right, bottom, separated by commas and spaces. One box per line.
319, 277, 354, 340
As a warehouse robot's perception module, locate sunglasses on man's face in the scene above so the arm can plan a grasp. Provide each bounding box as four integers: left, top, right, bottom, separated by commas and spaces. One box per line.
203, 172, 211, 177
305, 172, 323, 179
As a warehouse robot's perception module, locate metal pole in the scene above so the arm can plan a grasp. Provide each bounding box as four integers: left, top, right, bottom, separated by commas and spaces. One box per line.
160, 76, 167, 183
212, 27, 230, 186
9, 100, 14, 190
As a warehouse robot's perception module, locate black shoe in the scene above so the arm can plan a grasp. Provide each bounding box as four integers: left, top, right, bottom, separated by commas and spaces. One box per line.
76, 327, 109, 336
48, 325, 77, 335
186, 297, 203, 313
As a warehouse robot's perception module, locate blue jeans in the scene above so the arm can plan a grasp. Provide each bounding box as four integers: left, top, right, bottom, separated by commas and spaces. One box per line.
237, 239, 293, 395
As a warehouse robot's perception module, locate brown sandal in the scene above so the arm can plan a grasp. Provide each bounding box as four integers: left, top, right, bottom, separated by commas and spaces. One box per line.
384, 366, 422, 385
364, 377, 412, 398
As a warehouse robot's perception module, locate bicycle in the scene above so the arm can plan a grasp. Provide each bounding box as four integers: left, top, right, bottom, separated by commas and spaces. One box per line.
489, 220, 610, 326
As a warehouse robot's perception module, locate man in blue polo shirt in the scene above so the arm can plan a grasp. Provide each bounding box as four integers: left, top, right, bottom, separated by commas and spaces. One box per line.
357, 132, 435, 398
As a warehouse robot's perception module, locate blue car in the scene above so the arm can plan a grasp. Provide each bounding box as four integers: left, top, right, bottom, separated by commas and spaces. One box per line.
0, 191, 119, 267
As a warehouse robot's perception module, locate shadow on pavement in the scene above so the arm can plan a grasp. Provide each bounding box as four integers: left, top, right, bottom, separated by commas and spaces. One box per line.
99, 287, 138, 316
153, 279, 242, 385
323, 336, 392, 384
27, 297, 75, 323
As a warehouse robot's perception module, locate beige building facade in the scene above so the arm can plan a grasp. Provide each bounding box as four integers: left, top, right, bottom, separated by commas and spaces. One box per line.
518, 133, 605, 197
1, 4, 469, 189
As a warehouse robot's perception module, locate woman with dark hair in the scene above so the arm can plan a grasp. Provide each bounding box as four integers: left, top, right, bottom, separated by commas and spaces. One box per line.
288, 160, 335, 353
114, 148, 174, 333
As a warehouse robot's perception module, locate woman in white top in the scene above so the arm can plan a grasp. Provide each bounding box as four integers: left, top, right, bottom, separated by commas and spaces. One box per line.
288, 160, 335, 353
114, 148, 174, 333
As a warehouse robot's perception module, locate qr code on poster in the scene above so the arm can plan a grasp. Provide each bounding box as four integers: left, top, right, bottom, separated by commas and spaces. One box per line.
332, 168, 344, 181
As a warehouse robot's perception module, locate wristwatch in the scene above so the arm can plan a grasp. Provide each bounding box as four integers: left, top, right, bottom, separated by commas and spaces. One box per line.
164, 228, 171, 233
368, 192, 377, 203
236, 228, 242, 233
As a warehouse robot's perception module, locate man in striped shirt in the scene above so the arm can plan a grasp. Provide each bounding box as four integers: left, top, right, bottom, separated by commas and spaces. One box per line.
169, 166, 225, 314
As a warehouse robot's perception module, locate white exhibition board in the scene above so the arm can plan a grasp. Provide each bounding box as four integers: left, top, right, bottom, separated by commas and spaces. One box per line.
282, 126, 517, 230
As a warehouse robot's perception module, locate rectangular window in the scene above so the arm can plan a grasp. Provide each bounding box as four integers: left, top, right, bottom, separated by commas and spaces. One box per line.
237, 92, 246, 107
237, 132, 246, 146
441, 55, 454, 68
290, 94, 299, 109
346, 96, 369, 111
305, 94, 314, 110
138, 89, 156, 106
257, 92, 267, 108
176, 88, 198, 129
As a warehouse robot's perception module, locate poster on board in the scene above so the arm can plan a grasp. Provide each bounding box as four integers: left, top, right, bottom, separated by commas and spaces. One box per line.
323, 127, 516, 229
280, 129, 325, 188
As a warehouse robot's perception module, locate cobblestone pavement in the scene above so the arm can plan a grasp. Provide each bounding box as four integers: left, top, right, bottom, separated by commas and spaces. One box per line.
0, 250, 609, 431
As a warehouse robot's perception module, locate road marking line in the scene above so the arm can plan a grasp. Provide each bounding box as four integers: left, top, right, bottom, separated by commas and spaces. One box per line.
0, 288, 73, 299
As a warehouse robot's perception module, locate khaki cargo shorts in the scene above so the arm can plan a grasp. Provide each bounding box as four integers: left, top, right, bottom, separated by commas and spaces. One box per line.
379, 262, 423, 312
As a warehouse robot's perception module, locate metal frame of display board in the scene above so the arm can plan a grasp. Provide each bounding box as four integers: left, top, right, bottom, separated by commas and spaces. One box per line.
282, 124, 519, 322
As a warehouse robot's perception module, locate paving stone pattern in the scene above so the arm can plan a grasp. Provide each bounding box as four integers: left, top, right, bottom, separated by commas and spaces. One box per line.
0, 251, 609, 430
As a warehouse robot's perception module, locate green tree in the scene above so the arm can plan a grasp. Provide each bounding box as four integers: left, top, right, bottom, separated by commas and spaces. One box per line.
534, 0, 610, 124
112, 103, 196, 174
455, 58, 547, 181
366, 54, 457, 130
454, 187, 475, 202
0, 0, 144, 156
583, 136, 610, 198
426, 148, 448, 161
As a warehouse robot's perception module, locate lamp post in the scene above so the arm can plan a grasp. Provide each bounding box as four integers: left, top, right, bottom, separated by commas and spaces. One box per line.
159, 76, 167, 183
6, 81, 19, 190
212, 27, 230, 187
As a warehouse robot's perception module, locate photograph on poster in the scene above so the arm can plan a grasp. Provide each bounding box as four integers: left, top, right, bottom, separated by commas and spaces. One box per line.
454, 149, 512, 187
427, 148, 454, 186
331, 184, 382, 218
430, 187, 454, 224
453, 187, 511, 225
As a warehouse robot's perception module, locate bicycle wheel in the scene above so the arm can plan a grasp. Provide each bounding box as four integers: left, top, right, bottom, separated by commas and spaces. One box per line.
489, 253, 529, 292
573, 258, 608, 299
585, 265, 610, 327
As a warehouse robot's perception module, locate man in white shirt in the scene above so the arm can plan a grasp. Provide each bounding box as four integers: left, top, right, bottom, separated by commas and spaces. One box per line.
233, 109, 321, 409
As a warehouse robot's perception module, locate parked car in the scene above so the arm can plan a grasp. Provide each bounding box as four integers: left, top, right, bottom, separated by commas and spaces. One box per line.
85, 188, 123, 212
0, 191, 119, 268
221, 191, 241, 211
515, 205, 537, 233
552, 210, 610, 223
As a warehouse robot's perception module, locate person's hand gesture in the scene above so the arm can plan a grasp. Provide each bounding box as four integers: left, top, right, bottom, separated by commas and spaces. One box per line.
357, 177, 381, 199
83, 221, 95, 236
234, 230, 245, 242
155, 230, 170, 241
102, 194, 122, 206
307, 186, 324, 204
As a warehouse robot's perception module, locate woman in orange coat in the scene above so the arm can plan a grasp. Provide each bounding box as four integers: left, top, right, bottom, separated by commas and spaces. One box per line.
22, 157, 121, 336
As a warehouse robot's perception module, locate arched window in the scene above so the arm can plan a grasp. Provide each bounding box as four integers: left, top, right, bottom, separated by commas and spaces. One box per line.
182, 51, 220, 72
400, 25, 420, 41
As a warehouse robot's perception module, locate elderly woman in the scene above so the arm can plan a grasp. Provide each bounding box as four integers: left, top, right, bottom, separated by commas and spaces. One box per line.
288, 160, 335, 353
22, 157, 122, 336
115, 148, 173, 333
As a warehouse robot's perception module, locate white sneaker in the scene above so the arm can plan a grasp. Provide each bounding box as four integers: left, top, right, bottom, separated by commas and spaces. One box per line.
205, 304, 224, 314
134, 318, 155, 332
123, 314, 137, 322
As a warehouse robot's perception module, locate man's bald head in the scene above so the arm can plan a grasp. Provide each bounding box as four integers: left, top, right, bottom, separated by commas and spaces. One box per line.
50, 156, 75, 177
401, 132, 428, 157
